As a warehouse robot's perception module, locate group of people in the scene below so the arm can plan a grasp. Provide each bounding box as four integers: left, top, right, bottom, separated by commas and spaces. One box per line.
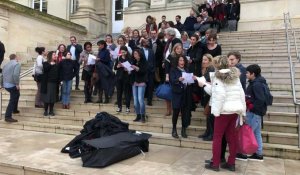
1, 5, 268, 172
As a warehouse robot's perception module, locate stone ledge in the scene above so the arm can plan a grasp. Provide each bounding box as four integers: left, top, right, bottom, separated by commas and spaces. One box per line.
0, 0, 87, 34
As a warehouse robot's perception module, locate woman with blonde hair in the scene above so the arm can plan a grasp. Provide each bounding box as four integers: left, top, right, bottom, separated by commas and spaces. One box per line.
198, 55, 246, 171
181, 31, 190, 56
164, 43, 184, 116
198, 54, 215, 141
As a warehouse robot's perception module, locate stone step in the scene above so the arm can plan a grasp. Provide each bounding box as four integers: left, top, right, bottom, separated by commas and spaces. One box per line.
0, 121, 299, 160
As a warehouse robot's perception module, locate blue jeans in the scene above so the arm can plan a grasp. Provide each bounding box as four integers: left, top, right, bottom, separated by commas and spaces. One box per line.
62, 80, 72, 105
246, 112, 263, 155
5, 86, 20, 118
132, 85, 146, 115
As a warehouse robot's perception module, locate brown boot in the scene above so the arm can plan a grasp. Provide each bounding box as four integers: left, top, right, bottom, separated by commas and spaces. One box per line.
165, 101, 171, 116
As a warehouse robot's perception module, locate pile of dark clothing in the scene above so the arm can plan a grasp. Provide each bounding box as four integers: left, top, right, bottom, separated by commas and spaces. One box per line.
61, 112, 151, 168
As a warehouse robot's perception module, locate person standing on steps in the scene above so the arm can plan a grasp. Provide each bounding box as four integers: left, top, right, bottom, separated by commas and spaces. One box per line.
79, 42, 95, 103
67, 36, 83, 90
170, 56, 195, 139
59, 52, 77, 109
2, 54, 21, 122
34, 47, 47, 108
114, 46, 132, 113
131, 49, 148, 123
41, 51, 59, 117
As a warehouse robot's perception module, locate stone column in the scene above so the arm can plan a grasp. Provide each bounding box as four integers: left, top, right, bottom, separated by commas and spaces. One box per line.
129, 0, 151, 10
77, 0, 95, 13
167, 0, 192, 7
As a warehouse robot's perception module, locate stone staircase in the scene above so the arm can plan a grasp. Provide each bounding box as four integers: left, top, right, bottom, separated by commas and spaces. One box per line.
0, 29, 300, 174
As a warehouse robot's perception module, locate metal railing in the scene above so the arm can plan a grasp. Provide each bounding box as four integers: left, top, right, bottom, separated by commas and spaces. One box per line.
283, 12, 300, 148
0, 65, 34, 120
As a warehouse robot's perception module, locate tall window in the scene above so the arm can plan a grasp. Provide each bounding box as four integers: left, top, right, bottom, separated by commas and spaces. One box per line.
32, 0, 47, 13
115, 0, 124, 21
70, 0, 79, 14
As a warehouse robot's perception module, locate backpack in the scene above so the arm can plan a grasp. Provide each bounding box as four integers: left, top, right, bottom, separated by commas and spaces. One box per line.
262, 83, 273, 106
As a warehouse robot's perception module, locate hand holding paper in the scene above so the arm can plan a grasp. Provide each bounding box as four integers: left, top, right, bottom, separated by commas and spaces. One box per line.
121, 61, 134, 72
182, 72, 194, 84
196, 76, 207, 87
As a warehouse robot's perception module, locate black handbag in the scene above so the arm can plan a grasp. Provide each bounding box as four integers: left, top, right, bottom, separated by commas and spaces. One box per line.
34, 74, 43, 82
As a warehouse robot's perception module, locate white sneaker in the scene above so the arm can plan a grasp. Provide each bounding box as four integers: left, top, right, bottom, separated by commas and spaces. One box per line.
126, 108, 130, 113
116, 108, 121, 112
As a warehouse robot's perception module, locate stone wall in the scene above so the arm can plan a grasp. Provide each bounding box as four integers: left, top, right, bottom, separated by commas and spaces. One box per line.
0, 0, 87, 63
239, 0, 300, 31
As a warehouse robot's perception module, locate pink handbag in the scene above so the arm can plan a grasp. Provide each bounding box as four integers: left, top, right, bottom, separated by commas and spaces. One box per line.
237, 124, 258, 154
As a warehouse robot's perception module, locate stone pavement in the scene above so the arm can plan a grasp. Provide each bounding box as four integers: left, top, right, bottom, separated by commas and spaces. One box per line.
0, 128, 299, 175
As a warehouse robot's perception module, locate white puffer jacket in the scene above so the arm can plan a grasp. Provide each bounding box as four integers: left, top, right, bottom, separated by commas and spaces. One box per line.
204, 68, 246, 117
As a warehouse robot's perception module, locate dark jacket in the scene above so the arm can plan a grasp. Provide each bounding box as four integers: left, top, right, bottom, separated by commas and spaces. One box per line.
170, 67, 194, 127
236, 63, 247, 91
155, 39, 166, 67
59, 59, 77, 81
141, 48, 155, 73
67, 44, 83, 61
96, 61, 114, 96
187, 41, 204, 77
201, 66, 215, 107
226, 3, 239, 20
184, 16, 197, 31
114, 56, 131, 81
41, 62, 59, 94
131, 58, 148, 83
246, 75, 268, 116
164, 38, 182, 58
128, 38, 141, 51
204, 44, 222, 57
165, 54, 178, 75
98, 48, 111, 66
175, 22, 184, 33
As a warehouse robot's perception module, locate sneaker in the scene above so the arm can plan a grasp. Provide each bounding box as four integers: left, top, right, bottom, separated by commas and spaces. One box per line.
248, 153, 264, 162
116, 108, 121, 112
204, 163, 220, 172
43, 111, 48, 116
236, 153, 248, 161
126, 108, 130, 113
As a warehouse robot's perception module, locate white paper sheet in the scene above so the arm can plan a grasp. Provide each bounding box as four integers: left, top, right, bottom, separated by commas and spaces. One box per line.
121, 61, 134, 72
196, 76, 206, 84
87, 54, 96, 65
182, 72, 194, 84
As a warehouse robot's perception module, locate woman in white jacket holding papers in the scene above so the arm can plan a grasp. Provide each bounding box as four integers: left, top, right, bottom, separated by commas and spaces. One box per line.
198, 55, 246, 172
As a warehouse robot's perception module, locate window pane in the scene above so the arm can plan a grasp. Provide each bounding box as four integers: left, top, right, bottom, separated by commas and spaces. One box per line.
115, 10, 123, 21
33, 0, 40, 10
42, 0, 47, 13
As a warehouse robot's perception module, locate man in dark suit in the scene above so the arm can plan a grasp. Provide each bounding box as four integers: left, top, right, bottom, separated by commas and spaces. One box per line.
0, 41, 5, 72
67, 36, 83, 90
140, 39, 155, 106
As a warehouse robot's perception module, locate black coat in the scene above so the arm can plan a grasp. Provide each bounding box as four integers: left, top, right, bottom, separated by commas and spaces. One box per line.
114, 56, 131, 81
41, 62, 59, 94
59, 59, 77, 81
67, 44, 83, 61
97, 48, 111, 66
141, 48, 155, 73
204, 44, 222, 57
96, 61, 114, 96
155, 39, 166, 67
187, 42, 204, 77
170, 67, 194, 127
131, 59, 148, 83
200, 66, 215, 107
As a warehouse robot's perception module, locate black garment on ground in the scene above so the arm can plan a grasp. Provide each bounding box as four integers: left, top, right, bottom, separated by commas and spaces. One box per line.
81, 132, 151, 168
61, 112, 129, 158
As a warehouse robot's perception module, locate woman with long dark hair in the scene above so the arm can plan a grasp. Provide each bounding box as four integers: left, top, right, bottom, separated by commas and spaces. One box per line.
114, 46, 131, 113
131, 49, 148, 123
170, 56, 194, 138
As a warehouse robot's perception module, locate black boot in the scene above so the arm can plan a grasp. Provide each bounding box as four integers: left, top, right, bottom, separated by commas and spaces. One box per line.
133, 114, 141, 122
172, 127, 179, 138
140, 114, 146, 123
181, 127, 188, 138
198, 118, 209, 138
104, 94, 109, 104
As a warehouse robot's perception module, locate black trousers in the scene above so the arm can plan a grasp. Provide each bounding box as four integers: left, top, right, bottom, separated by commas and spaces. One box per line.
5, 86, 20, 118
73, 61, 80, 88
172, 107, 190, 129
146, 72, 154, 103
116, 78, 131, 109
84, 80, 92, 101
